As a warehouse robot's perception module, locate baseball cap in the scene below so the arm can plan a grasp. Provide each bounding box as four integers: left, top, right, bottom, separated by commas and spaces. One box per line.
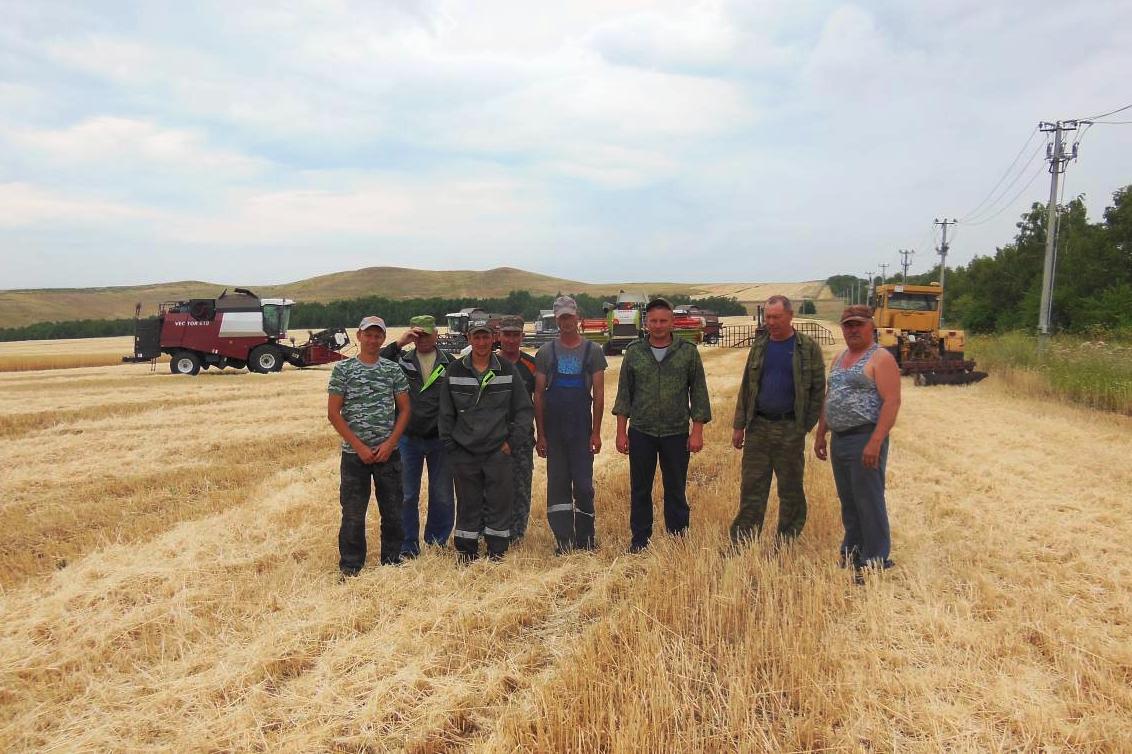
499, 315, 524, 332
468, 322, 494, 335
358, 315, 387, 331
409, 314, 436, 334
839, 305, 873, 324
553, 295, 578, 317
645, 297, 673, 312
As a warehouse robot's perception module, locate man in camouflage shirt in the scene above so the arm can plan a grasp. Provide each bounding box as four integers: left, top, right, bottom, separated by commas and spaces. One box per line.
730, 295, 826, 544
613, 298, 711, 552
328, 316, 411, 575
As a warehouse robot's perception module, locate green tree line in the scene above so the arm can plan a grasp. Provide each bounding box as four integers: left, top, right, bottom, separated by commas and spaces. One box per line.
0, 291, 745, 342
827, 185, 1132, 333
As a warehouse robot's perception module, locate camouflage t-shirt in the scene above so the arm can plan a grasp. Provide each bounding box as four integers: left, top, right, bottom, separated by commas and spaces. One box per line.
328, 356, 410, 453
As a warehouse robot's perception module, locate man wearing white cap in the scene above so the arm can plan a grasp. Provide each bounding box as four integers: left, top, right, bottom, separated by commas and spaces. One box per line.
327, 316, 411, 576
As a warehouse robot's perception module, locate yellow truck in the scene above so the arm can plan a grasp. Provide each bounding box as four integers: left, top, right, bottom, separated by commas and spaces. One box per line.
871, 283, 986, 385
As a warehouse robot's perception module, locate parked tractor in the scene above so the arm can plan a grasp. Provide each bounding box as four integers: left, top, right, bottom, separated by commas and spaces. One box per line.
122, 288, 350, 375
872, 283, 986, 386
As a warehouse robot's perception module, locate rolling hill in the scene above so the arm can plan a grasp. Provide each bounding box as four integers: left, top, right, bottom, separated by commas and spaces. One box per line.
0, 267, 834, 329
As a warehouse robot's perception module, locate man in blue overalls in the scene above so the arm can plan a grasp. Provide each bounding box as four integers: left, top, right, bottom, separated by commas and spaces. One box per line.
534, 296, 609, 554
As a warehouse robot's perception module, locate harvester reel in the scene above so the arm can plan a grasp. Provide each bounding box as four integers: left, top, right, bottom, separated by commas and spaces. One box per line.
170, 350, 201, 376
249, 346, 283, 373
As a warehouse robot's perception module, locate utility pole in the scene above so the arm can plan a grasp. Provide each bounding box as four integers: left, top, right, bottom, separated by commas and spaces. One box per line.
878, 262, 890, 286
1037, 120, 1082, 346
899, 249, 915, 282
864, 270, 874, 306
934, 218, 956, 325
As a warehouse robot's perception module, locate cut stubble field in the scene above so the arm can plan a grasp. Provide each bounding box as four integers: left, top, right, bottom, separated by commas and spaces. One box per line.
1, 345, 1130, 752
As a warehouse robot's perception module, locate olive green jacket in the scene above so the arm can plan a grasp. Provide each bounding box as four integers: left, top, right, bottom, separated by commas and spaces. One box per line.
732, 330, 826, 433
612, 337, 711, 437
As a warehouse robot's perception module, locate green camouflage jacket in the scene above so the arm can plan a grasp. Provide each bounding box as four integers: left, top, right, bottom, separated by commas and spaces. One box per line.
732, 330, 826, 433
612, 337, 711, 437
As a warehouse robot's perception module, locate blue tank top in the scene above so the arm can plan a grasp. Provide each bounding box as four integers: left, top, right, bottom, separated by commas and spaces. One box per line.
826, 344, 882, 432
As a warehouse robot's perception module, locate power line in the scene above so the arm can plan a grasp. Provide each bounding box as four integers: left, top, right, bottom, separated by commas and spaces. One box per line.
958, 126, 1039, 221
1080, 102, 1132, 120
963, 159, 1048, 226
963, 139, 1047, 224
1089, 119, 1132, 125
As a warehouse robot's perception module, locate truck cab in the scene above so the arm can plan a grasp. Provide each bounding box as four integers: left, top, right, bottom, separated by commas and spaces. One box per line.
873, 283, 965, 362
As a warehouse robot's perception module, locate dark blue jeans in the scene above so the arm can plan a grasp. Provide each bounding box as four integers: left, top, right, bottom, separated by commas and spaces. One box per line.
628, 428, 690, 548
830, 432, 891, 567
339, 450, 404, 570
398, 434, 454, 556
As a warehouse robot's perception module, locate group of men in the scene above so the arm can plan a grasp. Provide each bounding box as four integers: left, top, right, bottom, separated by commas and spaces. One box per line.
327, 293, 900, 578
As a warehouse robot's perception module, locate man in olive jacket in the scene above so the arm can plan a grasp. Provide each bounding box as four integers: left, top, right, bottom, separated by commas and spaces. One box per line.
730, 295, 826, 544
613, 298, 712, 552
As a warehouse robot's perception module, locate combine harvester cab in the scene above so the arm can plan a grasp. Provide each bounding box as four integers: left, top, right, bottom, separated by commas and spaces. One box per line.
123, 287, 350, 375
872, 283, 987, 386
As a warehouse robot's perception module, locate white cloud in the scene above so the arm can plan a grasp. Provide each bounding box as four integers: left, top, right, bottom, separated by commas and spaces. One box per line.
10, 117, 265, 177
0, 183, 162, 227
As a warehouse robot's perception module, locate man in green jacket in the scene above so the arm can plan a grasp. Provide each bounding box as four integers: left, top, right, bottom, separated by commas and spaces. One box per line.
730, 295, 826, 544
613, 298, 711, 552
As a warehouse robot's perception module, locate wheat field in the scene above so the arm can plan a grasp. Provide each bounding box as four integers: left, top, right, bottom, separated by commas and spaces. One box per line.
1, 343, 1130, 752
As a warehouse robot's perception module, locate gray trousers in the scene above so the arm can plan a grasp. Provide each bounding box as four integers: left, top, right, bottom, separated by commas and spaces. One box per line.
545, 430, 596, 550
452, 450, 513, 559
511, 445, 534, 540
830, 431, 891, 566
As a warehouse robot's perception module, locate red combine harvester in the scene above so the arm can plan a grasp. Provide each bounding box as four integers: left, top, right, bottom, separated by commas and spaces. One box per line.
122, 288, 350, 375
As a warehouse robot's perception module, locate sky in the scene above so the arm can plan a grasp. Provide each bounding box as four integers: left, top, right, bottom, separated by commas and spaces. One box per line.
2, 0, 1130, 290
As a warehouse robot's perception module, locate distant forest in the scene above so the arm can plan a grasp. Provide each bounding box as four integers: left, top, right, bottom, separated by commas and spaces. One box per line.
0, 292, 745, 342
828, 185, 1132, 333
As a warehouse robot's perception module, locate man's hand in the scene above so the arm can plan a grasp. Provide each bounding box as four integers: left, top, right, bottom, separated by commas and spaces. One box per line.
501, 441, 512, 456
687, 429, 704, 453
373, 438, 397, 463
397, 328, 421, 348
535, 435, 548, 458
616, 430, 630, 455
590, 430, 602, 455
355, 443, 379, 464
862, 437, 883, 469
731, 428, 745, 450
814, 434, 828, 462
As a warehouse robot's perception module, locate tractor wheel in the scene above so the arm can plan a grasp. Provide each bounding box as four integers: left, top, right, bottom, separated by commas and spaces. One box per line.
249, 346, 283, 373
169, 350, 201, 376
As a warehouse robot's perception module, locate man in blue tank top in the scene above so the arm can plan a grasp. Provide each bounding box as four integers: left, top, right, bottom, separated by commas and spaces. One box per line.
814, 305, 902, 577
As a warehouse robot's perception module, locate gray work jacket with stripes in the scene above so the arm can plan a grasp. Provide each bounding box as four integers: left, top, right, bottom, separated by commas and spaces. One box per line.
439, 352, 534, 459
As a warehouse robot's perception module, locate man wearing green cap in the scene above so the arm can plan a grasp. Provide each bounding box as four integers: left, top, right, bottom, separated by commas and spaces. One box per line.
381, 314, 454, 558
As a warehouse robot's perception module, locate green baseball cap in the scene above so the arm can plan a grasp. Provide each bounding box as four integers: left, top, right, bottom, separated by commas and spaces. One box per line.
409, 314, 436, 333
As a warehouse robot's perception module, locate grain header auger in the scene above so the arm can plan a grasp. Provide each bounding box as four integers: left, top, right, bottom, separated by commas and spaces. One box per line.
122, 287, 350, 375
871, 283, 988, 386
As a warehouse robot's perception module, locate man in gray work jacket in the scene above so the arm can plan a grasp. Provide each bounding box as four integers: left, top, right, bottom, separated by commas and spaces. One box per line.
439, 322, 534, 561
